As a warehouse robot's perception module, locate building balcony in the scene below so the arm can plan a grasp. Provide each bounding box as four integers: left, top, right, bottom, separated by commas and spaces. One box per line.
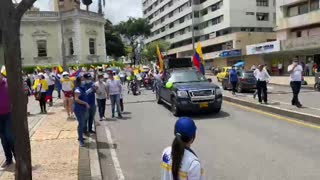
281, 35, 320, 51
276, 9, 320, 30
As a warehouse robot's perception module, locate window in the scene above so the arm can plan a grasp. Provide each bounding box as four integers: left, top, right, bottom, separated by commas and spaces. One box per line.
194, 11, 200, 18
257, 0, 268, 6
170, 33, 174, 39
246, 12, 255, 15
169, 11, 173, 17
169, 23, 174, 28
89, 38, 95, 55
179, 17, 185, 23
296, 31, 302, 38
211, 0, 223, 11
311, 0, 319, 11
256, 12, 269, 21
37, 40, 47, 57
179, 29, 185, 35
161, 27, 165, 32
298, 3, 308, 14
161, 17, 165, 23
69, 38, 74, 55
212, 15, 224, 25
200, 8, 208, 16
287, 2, 309, 17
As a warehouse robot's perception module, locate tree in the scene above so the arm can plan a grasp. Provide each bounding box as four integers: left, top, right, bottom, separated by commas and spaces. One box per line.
0, 0, 37, 179
114, 17, 151, 65
142, 40, 170, 62
98, 0, 105, 15
105, 20, 126, 59
82, 0, 92, 11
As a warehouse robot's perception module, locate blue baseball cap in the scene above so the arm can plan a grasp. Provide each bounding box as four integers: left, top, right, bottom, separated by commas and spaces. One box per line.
174, 117, 197, 138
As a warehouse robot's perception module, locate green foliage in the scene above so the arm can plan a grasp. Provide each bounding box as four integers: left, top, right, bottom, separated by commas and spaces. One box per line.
115, 18, 151, 41
105, 20, 126, 58
142, 40, 170, 62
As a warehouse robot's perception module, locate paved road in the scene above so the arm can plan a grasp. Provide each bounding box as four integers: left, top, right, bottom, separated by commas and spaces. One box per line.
96, 89, 320, 180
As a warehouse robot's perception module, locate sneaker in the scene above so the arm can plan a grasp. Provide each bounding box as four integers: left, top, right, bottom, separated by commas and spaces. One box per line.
1, 160, 13, 168
112, 114, 115, 118
118, 115, 123, 119
296, 103, 302, 108
89, 130, 96, 134
253, 93, 257, 99
79, 141, 85, 147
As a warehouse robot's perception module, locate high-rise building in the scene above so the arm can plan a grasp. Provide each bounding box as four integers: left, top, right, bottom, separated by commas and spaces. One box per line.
276, 0, 320, 68
143, 0, 277, 68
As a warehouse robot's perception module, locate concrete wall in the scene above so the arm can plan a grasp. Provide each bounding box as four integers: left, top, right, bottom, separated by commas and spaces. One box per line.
20, 21, 61, 66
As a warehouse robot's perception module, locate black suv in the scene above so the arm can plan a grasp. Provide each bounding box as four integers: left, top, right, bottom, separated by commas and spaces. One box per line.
155, 67, 223, 116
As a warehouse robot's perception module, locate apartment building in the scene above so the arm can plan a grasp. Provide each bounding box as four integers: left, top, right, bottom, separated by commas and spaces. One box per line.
143, 0, 276, 69
276, 0, 320, 72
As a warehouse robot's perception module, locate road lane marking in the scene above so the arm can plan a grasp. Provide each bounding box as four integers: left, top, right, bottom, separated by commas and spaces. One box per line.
225, 101, 320, 130
104, 126, 125, 180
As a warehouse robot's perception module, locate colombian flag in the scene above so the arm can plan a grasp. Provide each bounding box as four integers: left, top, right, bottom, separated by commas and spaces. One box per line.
193, 43, 205, 75
156, 45, 164, 72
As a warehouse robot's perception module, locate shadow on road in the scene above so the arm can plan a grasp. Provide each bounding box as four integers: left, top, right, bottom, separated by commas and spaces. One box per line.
188, 111, 230, 120
96, 142, 117, 150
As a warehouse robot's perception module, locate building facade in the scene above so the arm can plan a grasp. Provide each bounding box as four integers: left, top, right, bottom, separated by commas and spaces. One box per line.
276, 0, 320, 73
1, 1, 106, 67
21, 9, 106, 66
143, 0, 276, 68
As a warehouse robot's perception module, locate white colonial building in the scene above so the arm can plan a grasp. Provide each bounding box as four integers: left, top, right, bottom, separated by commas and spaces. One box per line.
0, 0, 107, 67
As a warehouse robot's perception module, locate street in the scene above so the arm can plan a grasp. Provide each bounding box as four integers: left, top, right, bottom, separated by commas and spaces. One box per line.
96, 89, 320, 180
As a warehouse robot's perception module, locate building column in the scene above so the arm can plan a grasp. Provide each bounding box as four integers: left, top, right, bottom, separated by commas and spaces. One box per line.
74, 16, 82, 64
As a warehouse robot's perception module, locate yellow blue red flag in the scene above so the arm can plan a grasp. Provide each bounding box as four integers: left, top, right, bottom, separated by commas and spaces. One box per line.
193, 43, 205, 75
156, 45, 164, 72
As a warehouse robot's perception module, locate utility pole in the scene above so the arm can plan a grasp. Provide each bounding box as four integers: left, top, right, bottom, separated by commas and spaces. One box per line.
58, 1, 67, 70
191, 0, 195, 55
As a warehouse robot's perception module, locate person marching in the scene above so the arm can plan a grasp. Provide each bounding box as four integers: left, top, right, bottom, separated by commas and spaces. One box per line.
229, 66, 238, 95
161, 117, 204, 180
61, 72, 74, 119
83, 73, 97, 134
288, 57, 303, 108
254, 65, 270, 104
73, 76, 90, 147
44, 70, 55, 106
34, 73, 48, 114
95, 74, 107, 121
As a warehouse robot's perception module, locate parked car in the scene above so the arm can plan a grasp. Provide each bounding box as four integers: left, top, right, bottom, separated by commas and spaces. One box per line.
222, 71, 257, 93
216, 67, 231, 82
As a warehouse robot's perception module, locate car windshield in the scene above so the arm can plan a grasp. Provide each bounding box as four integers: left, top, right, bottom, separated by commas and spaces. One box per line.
169, 70, 207, 83
239, 71, 255, 78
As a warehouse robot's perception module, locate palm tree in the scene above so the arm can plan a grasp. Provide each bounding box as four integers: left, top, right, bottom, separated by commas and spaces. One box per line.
98, 0, 105, 14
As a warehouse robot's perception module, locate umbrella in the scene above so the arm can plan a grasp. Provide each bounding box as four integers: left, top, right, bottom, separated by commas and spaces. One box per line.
234, 61, 245, 67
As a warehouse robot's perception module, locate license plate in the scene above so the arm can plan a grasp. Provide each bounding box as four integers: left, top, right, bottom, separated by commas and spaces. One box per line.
199, 102, 209, 108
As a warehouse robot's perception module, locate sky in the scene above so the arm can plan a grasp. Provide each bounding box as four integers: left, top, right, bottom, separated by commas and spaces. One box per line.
31, 0, 142, 24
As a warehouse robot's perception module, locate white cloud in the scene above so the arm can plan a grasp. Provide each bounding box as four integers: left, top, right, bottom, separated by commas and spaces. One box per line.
30, 0, 142, 24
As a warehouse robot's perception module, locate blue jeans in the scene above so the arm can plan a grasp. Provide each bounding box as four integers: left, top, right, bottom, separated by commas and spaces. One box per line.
0, 113, 15, 162
84, 105, 96, 132
74, 110, 88, 143
110, 94, 121, 116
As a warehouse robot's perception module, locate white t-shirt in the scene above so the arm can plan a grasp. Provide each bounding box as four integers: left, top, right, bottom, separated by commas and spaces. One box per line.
95, 81, 107, 99
288, 64, 303, 81
45, 73, 55, 86
161, 146, 205, 180
106, 79, 122, 95
254, 69, 270, 81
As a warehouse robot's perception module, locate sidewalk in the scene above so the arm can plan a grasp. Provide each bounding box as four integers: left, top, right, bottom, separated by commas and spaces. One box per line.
0, 98, 80, 180
207, 75, 320, 124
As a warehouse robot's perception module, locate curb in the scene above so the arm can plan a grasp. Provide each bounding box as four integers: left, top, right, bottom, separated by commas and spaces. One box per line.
223, 95, 320, 125
269, 83, 314, 90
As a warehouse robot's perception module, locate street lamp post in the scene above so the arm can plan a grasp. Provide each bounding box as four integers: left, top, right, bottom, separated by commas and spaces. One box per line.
58, 1, 67, 70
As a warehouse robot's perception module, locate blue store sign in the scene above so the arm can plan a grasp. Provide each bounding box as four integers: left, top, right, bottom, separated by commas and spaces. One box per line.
220, 49, 242, 58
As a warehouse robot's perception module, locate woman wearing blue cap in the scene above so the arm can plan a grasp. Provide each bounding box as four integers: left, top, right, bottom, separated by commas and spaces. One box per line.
161, 117, 204, 180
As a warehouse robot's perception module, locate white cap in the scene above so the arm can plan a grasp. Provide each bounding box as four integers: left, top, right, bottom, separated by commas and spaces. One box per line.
62, 71, 69, 76
38, 72, 44, 76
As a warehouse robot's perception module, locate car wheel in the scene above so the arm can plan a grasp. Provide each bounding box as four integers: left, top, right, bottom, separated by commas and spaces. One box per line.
171, 97, 180, 117
237, 85, 243, 93
156, 91, 162, 104
212, 107, 221, 113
